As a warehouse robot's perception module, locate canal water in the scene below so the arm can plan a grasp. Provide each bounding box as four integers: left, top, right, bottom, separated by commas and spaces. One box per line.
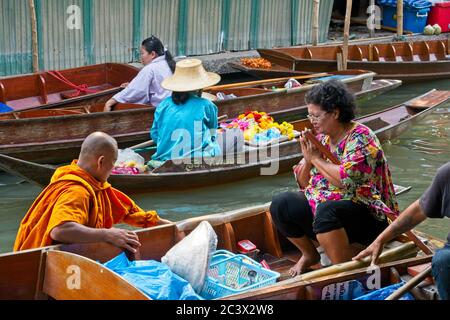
0, 78, 449, 253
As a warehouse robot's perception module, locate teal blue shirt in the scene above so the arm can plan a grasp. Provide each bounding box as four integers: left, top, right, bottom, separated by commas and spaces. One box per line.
151, 95, 222, 162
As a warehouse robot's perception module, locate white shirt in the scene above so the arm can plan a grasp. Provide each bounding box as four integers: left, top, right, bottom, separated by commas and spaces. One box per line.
113, 55, 173, 107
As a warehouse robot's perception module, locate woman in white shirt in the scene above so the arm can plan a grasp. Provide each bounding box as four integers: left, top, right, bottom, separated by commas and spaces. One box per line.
104, 36, 175, 111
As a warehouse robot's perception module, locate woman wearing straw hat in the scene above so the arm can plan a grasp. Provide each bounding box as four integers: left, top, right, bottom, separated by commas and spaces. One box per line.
148, 59, 222, 167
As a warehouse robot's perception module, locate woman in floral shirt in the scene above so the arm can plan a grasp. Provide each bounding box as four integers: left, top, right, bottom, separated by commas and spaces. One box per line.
270, 79, 399, 277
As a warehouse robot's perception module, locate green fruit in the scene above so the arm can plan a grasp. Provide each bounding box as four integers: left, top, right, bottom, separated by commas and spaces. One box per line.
424, 25, 434, 35
433, 24, 442, 35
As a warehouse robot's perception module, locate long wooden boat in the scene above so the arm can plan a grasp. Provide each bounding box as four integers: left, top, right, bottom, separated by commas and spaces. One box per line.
232, 39, 450, 82
0, 90, 448, 193
0, 63, 139, 111
0, 203, 444, 300
0, 71, 384, 165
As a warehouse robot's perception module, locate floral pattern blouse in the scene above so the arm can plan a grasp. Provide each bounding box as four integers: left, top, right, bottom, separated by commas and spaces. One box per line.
294, 122, 399, 221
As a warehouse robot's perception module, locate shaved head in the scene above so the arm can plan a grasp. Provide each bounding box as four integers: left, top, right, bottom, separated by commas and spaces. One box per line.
78, 132, 118, 182
80, 132, 118, 161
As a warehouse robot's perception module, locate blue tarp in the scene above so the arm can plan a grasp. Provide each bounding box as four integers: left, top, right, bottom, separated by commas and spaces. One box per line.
0, 103, 13, 113
104, 253, 203, 300
354, 282, 415, 300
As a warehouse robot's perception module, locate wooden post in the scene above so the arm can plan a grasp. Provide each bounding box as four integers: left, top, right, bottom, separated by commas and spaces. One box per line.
369, 0, 375, 38
397, 0, 404, 37
342, 0, 353, 70
312, 0, 320, 46
29, 0, 39, 73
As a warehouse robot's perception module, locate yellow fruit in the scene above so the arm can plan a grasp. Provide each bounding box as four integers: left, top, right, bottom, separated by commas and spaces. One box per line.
126, 161, 137, 168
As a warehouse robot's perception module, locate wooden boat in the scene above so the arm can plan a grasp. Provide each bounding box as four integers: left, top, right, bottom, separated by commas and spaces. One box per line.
232, 39, 450, 82
0, 70, 385, 165
0, 63, 140, 111
0, 90, 448, 193
0, 203, 444, 300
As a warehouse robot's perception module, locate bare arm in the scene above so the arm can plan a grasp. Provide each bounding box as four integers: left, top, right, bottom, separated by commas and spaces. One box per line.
311, 157, 344, 189
50, 222, 141, 253
353, 200, 427, 264
104, 98, 118, 112
296, 162, 313, 189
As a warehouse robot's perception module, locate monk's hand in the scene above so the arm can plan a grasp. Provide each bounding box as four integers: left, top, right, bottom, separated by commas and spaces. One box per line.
120, 82, 129, 89
352, 240, 383, 266
104, 228, 141, 253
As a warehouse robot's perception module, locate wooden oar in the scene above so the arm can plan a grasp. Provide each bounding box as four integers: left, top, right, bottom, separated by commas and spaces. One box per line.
207, 73, 330, 91
131, 139, 155, 150
385, 265, 432, 300
303, 129, 433, 255
130, 114, 229, 150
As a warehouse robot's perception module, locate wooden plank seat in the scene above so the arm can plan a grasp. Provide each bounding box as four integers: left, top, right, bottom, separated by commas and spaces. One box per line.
12, 109, 84, 119
208, 88, 271, 97
42, 250, 149, 300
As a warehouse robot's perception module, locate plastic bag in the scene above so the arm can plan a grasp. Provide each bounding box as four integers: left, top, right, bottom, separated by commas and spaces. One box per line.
284, 78, 302, 89
0, 103, 13, 113
115, 148, 146, 173
104, 252, 203, 300
162, 221, 218, 293
216, 92, 238, 101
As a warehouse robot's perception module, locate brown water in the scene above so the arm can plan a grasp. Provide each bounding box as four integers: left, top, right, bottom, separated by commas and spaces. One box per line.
0, 79, 449, 253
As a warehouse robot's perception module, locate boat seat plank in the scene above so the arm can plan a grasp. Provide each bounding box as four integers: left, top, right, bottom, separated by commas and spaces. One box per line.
436, 41, 447, 60
42, 251, 149, 300
114, 103, 153, 111
208, 88, 270, 97
373, 45, 381, 61
405, 90, 450, 110
388, 44, 399, 62
420, 41, 431, 61
263, 211, 284, 258
15, 109, 84, 119
304, 48, 313, 60
351, 46, 365, 61
403, 43, 414, 62
37, 74, 48, 105
0, 82, 6, 103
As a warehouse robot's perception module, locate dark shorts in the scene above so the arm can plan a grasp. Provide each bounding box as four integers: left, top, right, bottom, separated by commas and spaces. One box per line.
270, 192, 388, 246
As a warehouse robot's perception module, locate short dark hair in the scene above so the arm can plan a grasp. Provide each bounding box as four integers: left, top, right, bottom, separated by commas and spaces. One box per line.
172, 91, 202, 105
305, 79, 357, 123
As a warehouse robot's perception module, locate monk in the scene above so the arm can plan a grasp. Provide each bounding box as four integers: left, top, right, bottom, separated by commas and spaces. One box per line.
14, 132, 171, 252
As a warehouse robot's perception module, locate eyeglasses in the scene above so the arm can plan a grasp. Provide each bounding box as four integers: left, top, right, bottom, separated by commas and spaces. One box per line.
307, 113, 328, 122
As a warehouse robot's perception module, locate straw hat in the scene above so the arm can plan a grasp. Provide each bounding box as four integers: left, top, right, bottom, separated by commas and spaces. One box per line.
162, 59, 221, 92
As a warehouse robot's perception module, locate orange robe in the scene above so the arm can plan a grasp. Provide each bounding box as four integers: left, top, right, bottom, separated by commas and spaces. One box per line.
14, 162, 160, 251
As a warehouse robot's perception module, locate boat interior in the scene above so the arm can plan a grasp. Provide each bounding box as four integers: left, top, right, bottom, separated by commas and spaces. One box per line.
2, 206, 441, 300
0, 103, 151, 120
261, 40, 450, 62
0, 63, 139, 110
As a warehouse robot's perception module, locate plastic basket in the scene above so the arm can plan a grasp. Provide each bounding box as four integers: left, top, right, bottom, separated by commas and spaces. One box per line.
201, 250, 280, 299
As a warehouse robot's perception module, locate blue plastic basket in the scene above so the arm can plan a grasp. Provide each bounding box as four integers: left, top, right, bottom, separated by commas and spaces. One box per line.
201, 250, 280, 299
378, 0, 432, 33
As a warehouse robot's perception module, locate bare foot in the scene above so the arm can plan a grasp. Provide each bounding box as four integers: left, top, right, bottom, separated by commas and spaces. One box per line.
289, 252, 320, 277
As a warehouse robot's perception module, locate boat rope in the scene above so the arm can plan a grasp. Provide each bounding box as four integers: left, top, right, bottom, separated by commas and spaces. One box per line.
47, 70, 99, 98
